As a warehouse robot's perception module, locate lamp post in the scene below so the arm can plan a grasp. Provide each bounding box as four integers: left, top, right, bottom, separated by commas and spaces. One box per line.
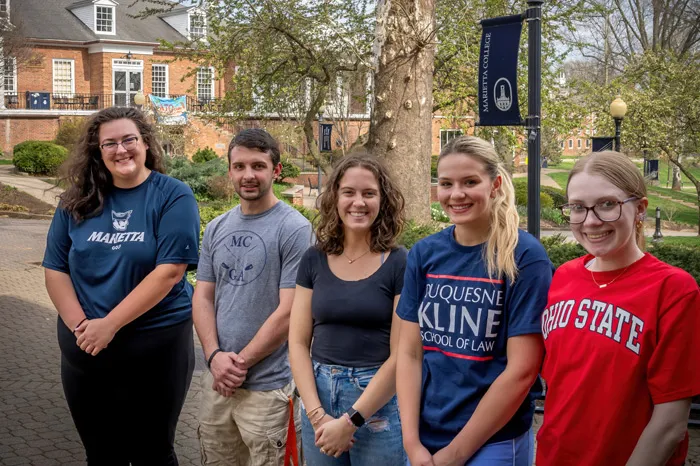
609, 95, 627, 152
317, 105, 325, 195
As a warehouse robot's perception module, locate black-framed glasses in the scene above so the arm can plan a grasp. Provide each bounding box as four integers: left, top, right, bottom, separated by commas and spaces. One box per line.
560, 197, 638, 224
100, 136, 139, 153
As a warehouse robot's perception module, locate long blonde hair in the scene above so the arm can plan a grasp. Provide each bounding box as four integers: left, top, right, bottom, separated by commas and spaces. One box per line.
438, 136, 520, 283
567, 151, 647, 250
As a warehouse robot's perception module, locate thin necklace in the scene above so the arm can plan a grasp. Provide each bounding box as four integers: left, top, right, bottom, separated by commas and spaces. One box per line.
588, 257, 640, 288
343, 249, 371, 264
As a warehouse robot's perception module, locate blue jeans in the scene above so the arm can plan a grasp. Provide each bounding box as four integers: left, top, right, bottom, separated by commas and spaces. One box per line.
408, 428, 534, 466
301, 361, 406, 466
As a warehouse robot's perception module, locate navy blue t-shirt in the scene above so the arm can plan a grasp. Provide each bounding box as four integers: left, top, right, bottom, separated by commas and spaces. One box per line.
396, 227, 552, 453
42, 171, 200, 330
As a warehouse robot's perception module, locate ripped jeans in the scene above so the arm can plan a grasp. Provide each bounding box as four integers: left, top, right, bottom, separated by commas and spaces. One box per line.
301, 361, 406, 466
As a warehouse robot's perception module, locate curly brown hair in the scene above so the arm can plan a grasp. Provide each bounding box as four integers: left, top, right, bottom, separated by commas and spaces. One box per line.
59, 107, 166, 222
315, 150, 405, 255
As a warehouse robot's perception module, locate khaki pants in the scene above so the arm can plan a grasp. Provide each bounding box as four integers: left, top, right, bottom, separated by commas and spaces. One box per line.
197, 371, 301, 466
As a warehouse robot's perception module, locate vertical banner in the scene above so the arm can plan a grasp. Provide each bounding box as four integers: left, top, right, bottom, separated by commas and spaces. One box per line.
478, 14, 523, 126
591, 137, 614, 152
320, 123, 333, 152
149, 95, 188, 125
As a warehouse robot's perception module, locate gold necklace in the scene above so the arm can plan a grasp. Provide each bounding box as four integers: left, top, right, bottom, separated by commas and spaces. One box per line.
588, 258, 638, 288
343, 249, 371, 264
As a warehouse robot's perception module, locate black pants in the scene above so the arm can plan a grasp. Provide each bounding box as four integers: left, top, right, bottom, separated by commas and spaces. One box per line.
58, 317, 195, 466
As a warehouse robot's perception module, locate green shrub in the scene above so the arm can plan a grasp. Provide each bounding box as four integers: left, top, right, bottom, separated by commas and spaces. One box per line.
431, 202, 450, 223
399, 220, 443, 249
431, 155, 439, 179
206, 175, 237, 201
166, 156, 228, 199
514, 180, 554, 208
540, 234, 587, 268
277, 158, 301, 183
54, 118, 86, 152
542, 186, 567, 207
647, 243, 700, 284
13, 141, 68, 175
192, 147, 219, 164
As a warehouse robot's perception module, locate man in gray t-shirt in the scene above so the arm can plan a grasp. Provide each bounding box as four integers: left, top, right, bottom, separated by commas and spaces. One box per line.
193, 129, 312, 466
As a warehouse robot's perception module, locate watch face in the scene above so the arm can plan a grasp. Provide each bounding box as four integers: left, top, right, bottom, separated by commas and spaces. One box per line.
348, 409, 365, 427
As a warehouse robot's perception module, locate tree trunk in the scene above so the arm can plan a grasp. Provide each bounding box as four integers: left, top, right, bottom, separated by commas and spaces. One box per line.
671, 155, 682, 191
366, 0, 436, 223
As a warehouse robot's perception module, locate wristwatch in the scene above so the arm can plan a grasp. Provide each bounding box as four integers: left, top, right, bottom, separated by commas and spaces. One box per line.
345, 407, 365, 427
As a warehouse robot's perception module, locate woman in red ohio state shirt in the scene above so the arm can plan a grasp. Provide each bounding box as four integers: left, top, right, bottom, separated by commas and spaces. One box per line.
536, 151, 699, 466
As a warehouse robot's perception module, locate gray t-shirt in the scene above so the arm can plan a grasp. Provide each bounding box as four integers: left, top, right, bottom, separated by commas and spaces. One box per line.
197, 201, 313, 391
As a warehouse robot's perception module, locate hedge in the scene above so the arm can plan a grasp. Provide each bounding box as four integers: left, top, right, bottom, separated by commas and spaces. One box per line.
13, 141, 69, 175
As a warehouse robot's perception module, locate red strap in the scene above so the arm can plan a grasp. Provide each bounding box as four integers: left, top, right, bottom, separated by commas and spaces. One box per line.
284, 396, 299, 466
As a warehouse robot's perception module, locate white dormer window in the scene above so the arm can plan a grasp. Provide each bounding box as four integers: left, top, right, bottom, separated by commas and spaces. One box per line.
189, 12, 206, 40
95, 5, 115, 34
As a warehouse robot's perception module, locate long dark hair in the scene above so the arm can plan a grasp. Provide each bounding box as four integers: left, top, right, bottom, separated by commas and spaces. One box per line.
315, 150, 405, 255
59, 107, 165, 222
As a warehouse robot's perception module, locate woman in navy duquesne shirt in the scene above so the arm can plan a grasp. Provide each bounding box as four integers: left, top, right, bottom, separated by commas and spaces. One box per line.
42, 107, 200, 464
396, 136, 552, 466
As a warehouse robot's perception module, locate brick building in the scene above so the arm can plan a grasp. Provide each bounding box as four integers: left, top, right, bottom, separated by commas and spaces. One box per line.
1, 0, 509, 164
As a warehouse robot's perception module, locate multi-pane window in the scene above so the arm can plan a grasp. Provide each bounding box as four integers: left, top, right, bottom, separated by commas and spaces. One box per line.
577, 139, 582, 149
197, 67, 214, 101
53, 59, 74, 96
568, 139, 573, 149
440, 129, 463, 151
3, 58, 16, 93
0, 0, 8, 17
96, 6, 114, 33
189, 13, 206, 39
586, 139, 591, 148
151, 64, 168, 98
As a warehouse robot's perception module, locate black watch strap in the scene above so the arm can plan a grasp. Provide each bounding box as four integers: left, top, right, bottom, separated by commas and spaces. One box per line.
346, 407, 365, 427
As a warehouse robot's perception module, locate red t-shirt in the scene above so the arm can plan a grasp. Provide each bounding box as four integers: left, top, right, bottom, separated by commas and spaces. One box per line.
537, 253, 699, 466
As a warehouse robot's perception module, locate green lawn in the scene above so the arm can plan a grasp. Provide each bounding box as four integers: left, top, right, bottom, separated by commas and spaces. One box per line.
548, 171, 569, 190
548, 160, 576, 170
0, 160, 12, 165
647, 185, 697, 204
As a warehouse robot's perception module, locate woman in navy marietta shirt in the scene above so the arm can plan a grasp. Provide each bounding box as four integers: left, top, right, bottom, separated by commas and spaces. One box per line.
42, 107, 200, 466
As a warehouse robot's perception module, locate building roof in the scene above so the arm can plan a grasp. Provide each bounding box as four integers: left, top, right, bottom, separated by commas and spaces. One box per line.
14, 0, 188, 44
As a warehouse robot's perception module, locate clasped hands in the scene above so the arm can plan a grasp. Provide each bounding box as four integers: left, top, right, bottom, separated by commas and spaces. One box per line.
210, 351, 248, 397
313, 413, 356, 458
407, 442, 464, 466
74, 317, 118, 357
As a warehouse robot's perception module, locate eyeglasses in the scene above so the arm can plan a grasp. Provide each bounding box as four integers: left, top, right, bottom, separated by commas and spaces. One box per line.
100, 136, 139, 153
560, 197, 638, 224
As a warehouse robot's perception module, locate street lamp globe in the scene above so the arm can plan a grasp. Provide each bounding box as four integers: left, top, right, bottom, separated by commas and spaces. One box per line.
610, 95, 627, 119
133, 92, 146, 106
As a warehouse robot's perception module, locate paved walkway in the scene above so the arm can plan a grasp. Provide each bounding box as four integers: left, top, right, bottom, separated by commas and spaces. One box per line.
0, 166, 62, 208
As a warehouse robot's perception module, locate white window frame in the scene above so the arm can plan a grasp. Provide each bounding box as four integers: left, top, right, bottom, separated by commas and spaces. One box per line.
586, 139, 591, 148
0, 0, 9, 18
439, 129, 464, 151
577, 139, 582, 149
568, 139, 573, 149
3, 57, 17, 94
52, 59, 75, 96
188, 11, 207, 40
94, 5, 115, 35
151, 64, 169, 98
196, 66, 215, 102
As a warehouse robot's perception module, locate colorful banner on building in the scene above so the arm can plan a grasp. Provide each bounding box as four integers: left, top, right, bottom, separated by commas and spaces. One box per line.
149, 95, 187, 125
478, 14, 523, 126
